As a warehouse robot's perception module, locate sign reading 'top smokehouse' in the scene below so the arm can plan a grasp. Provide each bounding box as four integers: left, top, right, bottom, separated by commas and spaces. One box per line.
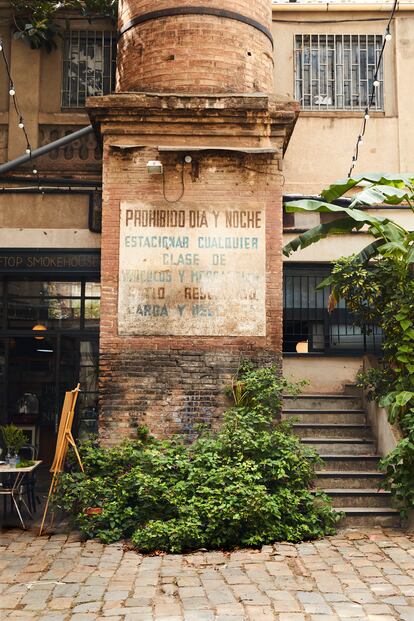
118, 201, 266, 336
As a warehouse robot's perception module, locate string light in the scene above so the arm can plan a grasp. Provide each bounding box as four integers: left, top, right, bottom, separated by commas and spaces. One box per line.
0, 38, 39, 180
347, 0, 399, 178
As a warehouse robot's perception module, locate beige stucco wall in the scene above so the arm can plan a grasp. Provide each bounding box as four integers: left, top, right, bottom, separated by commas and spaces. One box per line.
272, 9, 414, 195
283, 355, 363, 393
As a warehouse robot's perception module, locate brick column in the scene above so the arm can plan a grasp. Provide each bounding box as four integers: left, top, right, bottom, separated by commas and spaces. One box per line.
87, 0, 299, 444
88, 94, 298, 443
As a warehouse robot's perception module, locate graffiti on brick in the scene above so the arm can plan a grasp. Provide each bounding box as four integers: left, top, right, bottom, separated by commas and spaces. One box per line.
118, 201, 266, 336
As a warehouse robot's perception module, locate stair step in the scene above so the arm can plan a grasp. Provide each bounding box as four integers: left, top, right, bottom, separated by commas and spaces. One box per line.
316, 471, 385, 489
303, 439, 376, 455
321, 488, 392, 508
284, 395, 363, 411
293, 423, 372, 440
335, 507, 401, 528
320, 455, 381, 471
283, 410, 366, 424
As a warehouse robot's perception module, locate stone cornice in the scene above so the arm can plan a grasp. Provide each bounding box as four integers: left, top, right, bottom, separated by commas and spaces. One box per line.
86, 93, 300, 155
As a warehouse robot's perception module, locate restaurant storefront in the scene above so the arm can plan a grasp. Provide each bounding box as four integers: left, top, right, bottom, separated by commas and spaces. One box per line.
0, 249, 100, 463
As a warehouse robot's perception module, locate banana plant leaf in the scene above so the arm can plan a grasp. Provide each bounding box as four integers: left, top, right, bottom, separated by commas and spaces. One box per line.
283, 217, 365, 257
284, 199, 390, 226
321, 173, 414, 203
349, 184, 412, 208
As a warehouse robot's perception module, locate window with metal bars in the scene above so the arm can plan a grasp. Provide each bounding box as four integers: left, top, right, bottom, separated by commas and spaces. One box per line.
294, 34, 384, 111
283, 265, 383, 354
61, 30, 117, 108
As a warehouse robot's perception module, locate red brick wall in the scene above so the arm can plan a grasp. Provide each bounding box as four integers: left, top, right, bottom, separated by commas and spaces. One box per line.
99, 146, 284, 444
117, 0, 274, 94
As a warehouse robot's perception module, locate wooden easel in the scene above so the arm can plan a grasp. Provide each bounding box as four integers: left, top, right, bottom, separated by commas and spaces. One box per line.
39, 384, 84, 536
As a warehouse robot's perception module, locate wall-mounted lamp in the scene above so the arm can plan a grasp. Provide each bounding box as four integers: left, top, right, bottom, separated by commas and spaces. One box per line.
147, 160, 163, 175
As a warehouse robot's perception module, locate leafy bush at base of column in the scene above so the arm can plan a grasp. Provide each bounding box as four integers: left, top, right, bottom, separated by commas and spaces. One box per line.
54, 365, 340, 552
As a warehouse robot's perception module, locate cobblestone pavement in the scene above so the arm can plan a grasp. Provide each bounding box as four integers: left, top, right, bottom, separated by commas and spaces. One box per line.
1, 528, 414, 621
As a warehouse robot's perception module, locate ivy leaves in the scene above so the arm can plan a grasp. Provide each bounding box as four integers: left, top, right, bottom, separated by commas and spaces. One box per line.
54, 366, 340, 552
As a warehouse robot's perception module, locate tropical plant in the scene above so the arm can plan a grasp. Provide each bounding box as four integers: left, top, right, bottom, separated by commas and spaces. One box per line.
53, 364, 340, 551
283, 173, 414, 515
283, 173, 414, 265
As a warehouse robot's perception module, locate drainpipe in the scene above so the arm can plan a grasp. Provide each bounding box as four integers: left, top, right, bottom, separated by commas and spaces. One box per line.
0, 125, 95, 176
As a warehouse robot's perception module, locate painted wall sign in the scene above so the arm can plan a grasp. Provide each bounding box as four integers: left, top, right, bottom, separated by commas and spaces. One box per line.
0, 250, 100, 273
118, 201, 266, 336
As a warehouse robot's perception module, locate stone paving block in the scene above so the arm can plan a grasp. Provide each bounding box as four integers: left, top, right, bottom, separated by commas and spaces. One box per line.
309, 616, 340, 621
180, 596, 210, 610
331, 602, 365, 617
396, 606, 414, 621
244, 604, 276, 620
231, 585, 270, 605
183, 612, 214, 621
73, 602, 102, 613
48, 597, 73, 610
37, 615, 69, 621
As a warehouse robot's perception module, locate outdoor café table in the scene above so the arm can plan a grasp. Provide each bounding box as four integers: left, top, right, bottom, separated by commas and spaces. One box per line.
0, 460, 42, 529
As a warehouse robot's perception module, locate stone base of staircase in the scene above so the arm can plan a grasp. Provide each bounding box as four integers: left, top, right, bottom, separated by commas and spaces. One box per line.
283, 392, 401, 529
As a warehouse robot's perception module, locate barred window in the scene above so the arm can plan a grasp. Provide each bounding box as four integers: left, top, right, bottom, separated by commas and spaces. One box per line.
294, 34, 384, 111
62, 31, 117, 108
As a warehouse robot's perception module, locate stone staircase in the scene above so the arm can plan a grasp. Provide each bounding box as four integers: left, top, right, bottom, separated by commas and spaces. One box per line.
282, 390, 401, 528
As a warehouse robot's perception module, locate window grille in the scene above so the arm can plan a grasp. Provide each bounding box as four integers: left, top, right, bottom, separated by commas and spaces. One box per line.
294, 34, 384, 111
283, 265, 383, 354
62, 30, 117, 108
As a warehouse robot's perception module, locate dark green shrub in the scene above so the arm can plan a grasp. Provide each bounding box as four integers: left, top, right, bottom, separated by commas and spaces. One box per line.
54, 365, 340, 551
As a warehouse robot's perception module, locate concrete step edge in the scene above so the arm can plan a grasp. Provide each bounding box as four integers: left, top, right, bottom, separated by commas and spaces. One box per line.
334, 507, 399, 515
283, 409, 365, 413
315, 470, 384, 477
321, 455, 381, 459
293, 423, 370, 429
319, 488, 391, 496
283, 394, 361, 399
302, 439, 374, 444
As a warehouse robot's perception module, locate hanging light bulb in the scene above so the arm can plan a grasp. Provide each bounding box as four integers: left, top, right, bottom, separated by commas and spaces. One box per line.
364, 111, 370, 120
358, 136, 363, 146
373, 79, 380, 88
385, 30, 392, 41
18, 118, 24, 129
0, 43, 3, 52
25, 147, 31, 155
32, 168, 38, 174
9, 86, 15, 96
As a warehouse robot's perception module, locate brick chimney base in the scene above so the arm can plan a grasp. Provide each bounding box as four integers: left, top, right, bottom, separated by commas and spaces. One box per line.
87, 93, 299, 443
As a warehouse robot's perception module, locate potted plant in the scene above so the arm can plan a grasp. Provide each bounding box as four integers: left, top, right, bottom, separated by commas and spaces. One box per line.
0, 425, 27, 465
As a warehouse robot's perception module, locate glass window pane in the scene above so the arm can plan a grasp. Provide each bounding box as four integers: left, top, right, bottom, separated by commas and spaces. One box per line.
62, 31, 117, 108
294, 33, 384, 111
7, 297, 81, 330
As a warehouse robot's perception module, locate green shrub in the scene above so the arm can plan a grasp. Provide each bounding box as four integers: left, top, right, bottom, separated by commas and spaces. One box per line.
54, 365, 340, 552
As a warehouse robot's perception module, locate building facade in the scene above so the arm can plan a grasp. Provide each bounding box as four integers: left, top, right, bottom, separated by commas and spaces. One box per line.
0, 0, 412, 458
